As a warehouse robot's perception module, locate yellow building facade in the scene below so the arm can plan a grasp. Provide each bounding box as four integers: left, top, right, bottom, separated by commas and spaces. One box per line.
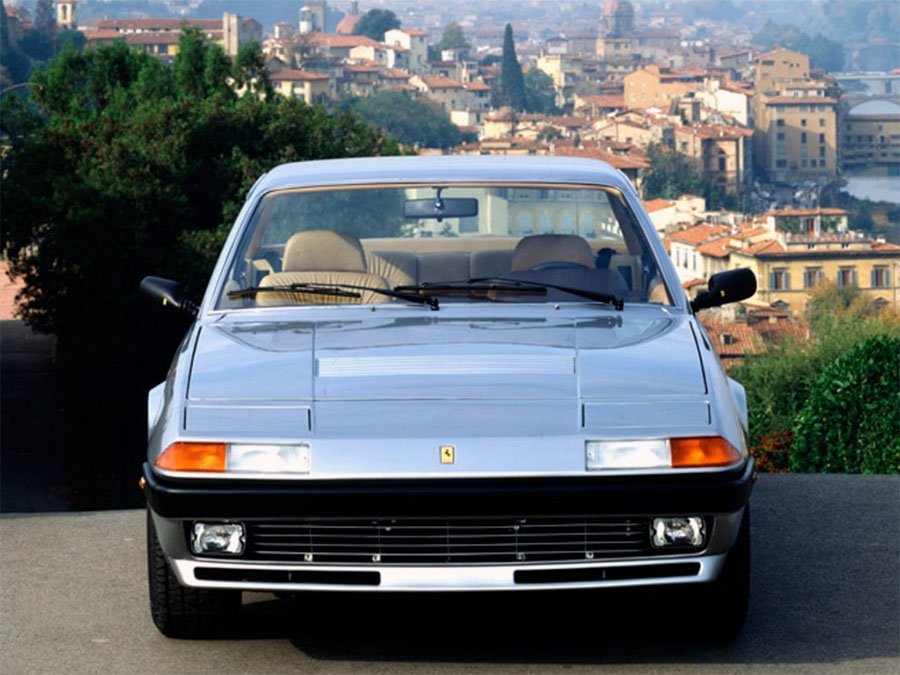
731, 243, 900, 315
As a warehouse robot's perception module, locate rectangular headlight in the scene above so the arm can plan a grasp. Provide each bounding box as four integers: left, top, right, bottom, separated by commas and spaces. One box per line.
226, 443, 311, 474
585, 439, 670, 470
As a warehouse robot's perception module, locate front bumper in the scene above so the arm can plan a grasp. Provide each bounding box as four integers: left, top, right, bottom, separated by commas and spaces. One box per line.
144, 459, 753, 593
142, 458, 754, 519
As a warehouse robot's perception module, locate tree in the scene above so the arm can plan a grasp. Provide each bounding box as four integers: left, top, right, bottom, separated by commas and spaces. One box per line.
1, 35, 401, 508
33, 0, 55, 38
751, 21, 845, 72
730, 282, 899, 473
790, 335, 900, 473
523, 67, 559, 114
233, 41, 273, 100
352, 9, 400, 42
438, 22, 470, 54
642, 143, 738, 211
497, 24, 526, 111
349, 90, 461, 149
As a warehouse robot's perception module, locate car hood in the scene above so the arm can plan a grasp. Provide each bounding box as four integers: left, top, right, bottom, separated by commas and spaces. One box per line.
189, 310, 705, 401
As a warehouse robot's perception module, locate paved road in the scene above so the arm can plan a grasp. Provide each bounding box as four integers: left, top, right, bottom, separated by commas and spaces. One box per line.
1, 474, 898, 674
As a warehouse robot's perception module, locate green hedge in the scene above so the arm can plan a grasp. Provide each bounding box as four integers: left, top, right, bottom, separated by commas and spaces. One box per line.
790, 335, 900, 473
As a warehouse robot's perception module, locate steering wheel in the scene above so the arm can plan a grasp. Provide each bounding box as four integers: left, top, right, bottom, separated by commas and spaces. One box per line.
529, 261, 592, 271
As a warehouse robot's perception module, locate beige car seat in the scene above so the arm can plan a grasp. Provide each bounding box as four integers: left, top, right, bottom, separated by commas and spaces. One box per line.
510, 234, 596, 271
258, 231, 390, 306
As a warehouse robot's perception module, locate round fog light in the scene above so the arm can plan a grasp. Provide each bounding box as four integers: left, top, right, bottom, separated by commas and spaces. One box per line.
192, 522, 245, 555
651, 517, 705, 548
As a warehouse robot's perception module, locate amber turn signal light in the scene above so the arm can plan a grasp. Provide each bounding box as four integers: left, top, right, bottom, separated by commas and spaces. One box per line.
670, 436, 742, 468
155, 442, 227, 472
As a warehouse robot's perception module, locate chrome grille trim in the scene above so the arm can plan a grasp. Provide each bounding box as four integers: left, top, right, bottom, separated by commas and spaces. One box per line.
242, 516, 654, 565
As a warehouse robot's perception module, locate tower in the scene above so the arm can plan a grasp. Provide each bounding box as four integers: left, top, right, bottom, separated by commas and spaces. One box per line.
307, 0, 327, 33
598, 0, 634, 39
57, 0, 77, 30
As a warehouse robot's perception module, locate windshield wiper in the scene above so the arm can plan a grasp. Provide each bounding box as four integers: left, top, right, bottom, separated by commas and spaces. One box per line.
228, 282, 440, 310
469, 277, 624, 311
395, 281, 547, 300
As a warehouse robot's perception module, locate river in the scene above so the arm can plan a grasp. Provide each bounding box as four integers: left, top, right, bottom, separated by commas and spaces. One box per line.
842, 167, 900, 204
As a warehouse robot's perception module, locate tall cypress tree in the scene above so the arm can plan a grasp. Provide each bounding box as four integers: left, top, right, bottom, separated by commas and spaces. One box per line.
498, 23, 526, 111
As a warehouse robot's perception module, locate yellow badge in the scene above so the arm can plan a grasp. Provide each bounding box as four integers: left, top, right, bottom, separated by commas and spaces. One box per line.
440, 445, 455, 464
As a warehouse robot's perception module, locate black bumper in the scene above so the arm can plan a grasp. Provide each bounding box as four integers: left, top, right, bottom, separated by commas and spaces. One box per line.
143, 459, 755, 519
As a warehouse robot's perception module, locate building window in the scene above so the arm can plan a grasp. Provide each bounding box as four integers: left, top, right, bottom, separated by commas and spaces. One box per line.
776, 119, 785, 127
799, 105, 809, 112
801, 119, 807, 127
770, 268, 791, 290
837, 267, 857, 287
810, 159, 817, 167
871, 266, 891, 288
801, 132, 807, 143
819, 145, 826, 157
777, 144, 786, 155
819, 119, 826, 127
777, 132, 785, 141
803, 267, 823, 288
819, 133, 825, 143
776, 159, 788, 168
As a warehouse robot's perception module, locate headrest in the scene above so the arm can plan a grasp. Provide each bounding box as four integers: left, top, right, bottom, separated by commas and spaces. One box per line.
283, 231, 367, 272
510, 234, 595, 271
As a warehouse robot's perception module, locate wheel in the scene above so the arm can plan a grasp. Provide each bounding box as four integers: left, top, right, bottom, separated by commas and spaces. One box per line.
697, 505, 751, 640
147, 508, 241, 639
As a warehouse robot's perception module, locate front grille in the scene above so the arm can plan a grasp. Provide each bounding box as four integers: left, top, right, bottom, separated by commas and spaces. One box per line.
241, 516, 654, 565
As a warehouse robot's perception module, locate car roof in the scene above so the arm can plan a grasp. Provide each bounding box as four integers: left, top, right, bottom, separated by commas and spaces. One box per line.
251, 156, 631, 198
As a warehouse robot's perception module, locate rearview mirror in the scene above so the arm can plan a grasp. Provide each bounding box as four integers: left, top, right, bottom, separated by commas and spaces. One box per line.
690, 268, 757, 313
140, 276, 199, 318
404, 197, 478, 220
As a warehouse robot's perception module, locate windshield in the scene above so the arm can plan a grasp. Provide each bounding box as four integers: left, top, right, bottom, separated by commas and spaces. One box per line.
216, 184, 672, 310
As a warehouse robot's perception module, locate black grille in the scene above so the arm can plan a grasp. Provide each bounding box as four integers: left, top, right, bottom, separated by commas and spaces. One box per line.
241, 516, 653, 565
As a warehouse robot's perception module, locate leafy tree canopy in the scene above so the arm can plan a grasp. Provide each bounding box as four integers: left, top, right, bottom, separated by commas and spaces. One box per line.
752, 20, 845, 72
1, 30, 401, 499
437, 22, 470, 54
347, 90, 461, 149
352, 9, 400, 42
523, 67, 559, 115
642, 143, 738, 211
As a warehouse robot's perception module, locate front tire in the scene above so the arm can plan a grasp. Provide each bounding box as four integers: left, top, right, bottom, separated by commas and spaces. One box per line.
698, 505, 750, 640
147, 509, 241, 638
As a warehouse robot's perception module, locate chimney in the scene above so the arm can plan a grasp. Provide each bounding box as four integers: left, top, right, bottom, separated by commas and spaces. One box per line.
351, 1, 359, 16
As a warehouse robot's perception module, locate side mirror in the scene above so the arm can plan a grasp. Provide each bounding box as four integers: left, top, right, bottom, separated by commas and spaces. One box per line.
140, 276, 199, 318
690, 268, 757, 313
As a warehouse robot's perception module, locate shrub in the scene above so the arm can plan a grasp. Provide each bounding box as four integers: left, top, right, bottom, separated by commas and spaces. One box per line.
790, 335, 900, 473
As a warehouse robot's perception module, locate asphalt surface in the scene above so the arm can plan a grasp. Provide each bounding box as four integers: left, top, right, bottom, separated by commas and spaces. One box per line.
1, 474, 898, 674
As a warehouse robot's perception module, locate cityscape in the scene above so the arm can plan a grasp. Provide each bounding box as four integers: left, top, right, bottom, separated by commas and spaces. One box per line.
5, 0, 896, 363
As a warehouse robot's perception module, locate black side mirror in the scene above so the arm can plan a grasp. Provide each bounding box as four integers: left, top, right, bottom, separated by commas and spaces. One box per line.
140, 276, 199, 318
690, 268, 757, 313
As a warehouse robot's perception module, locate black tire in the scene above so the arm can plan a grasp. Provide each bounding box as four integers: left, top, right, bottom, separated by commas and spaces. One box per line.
697, 505, 751, 640
147, 509, 241, 639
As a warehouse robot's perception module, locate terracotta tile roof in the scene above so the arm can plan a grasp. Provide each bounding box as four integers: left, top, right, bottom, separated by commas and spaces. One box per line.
421, 76, 465, 89
872, 241, 900, 251
700, 319, 764, 357
271, 69, 330, 82
552, 146, 650, 170
731, 226, 769, 240
643, 198, 675, 213
577, 94, 625, 108
548, 116, 591, 128
400, 28, 429, 37
668, 224, 729, 245
697, 238, 733, 258
96, 18, 221, 30
124, 33, 180, 45
335, 15, 361, 35
82, 29, 121, 41
465, 82, 491, 91
740, 239, 787, 255
380, 68, 411, 80
307, 33, 379, 49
